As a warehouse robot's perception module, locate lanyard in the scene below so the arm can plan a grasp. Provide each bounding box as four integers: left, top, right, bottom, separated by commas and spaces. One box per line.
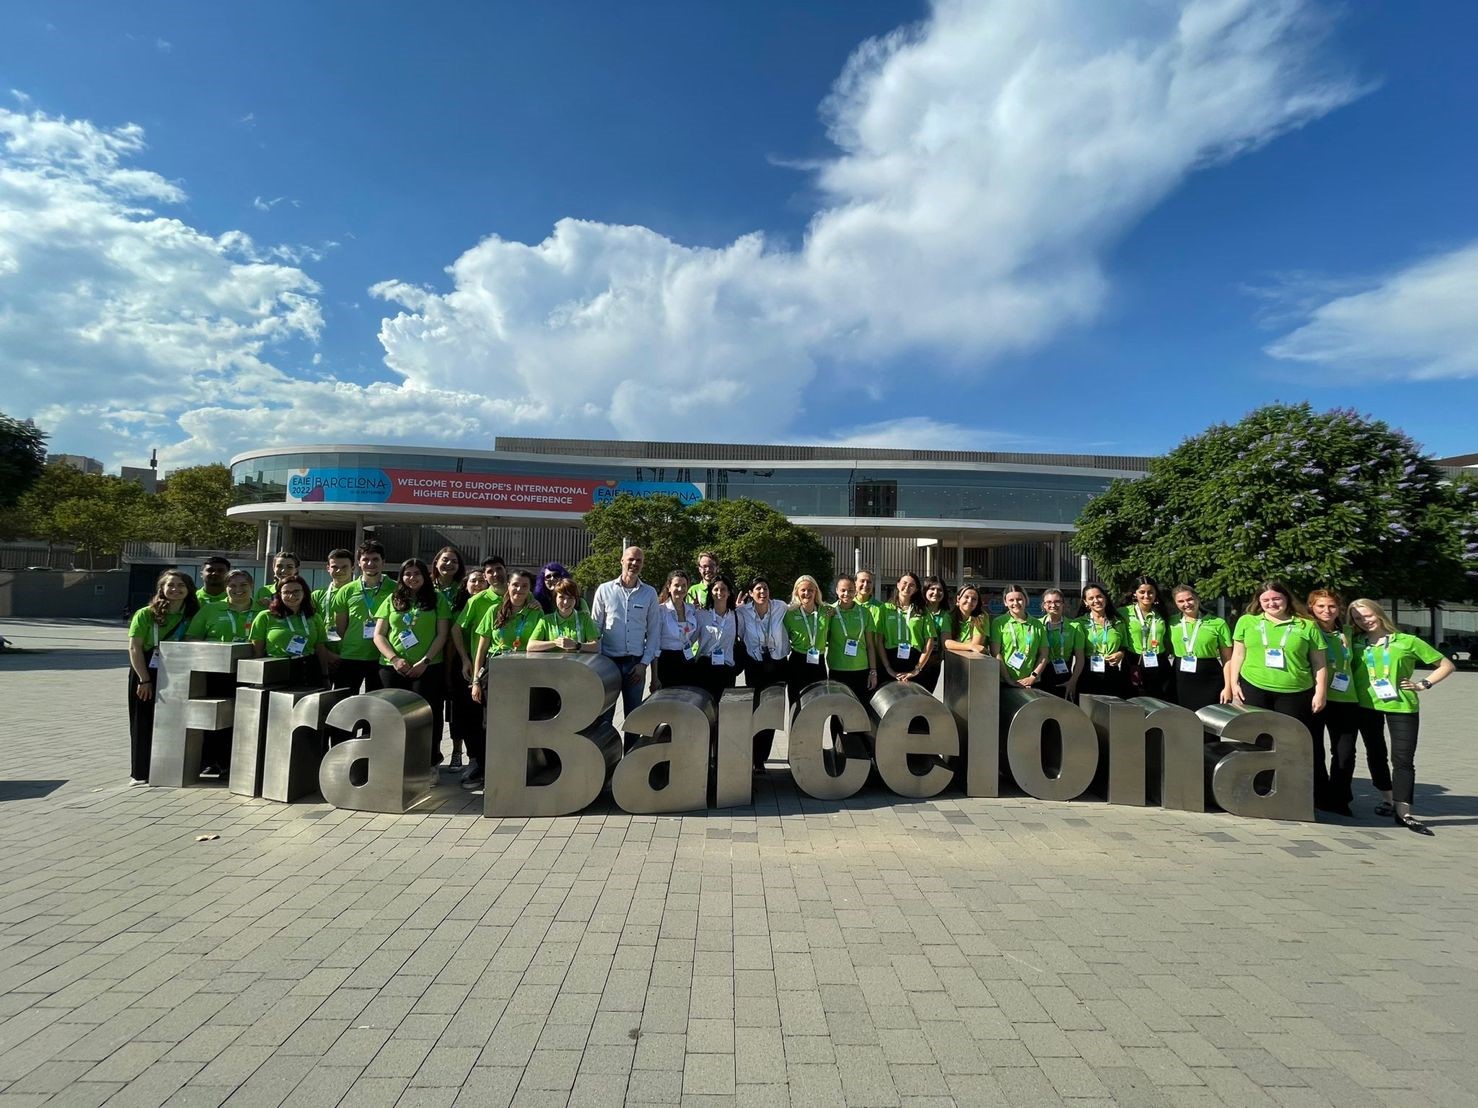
554, 611, 584, 639
799, 608, 820, 650
1086, 616, 1111, 653
289, 613, 309, 637
1363, 637, 1391, 680
504, 607, 537, 649
1179, 618, 1199, 654
1044, 620, 1066, 659
894, 606, 908, 644
1258, 618, 1293, 652
835, 605, 862, 640
1006, 618, 1034, 653
226, 609, 242, 639
1133, 607, 1160, 649
360, 578, 387, 617
1323, 628, 1348, 669
151, 611, 188, 649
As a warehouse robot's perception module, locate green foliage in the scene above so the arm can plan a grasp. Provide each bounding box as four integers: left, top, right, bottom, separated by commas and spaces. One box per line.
10, 464, 161, 568
0, 412, 48, 510
1074, 403, 1478, 604
159, 464, 256, 549
574, 494, 834, 595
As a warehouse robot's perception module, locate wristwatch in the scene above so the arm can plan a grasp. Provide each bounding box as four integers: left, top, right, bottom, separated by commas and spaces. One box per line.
1419, 678, 1432, 690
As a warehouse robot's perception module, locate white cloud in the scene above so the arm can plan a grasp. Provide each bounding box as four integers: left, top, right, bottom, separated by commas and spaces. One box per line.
1265, 241, 1478, 380
376, 0, 1359, 437
4, 1, 1360, 468
820, 417, 1031, 453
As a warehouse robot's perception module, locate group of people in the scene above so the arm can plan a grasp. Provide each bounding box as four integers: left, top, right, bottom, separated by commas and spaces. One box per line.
126, 546, 1453, 834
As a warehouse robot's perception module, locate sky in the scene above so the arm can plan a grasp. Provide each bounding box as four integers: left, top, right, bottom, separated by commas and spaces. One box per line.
3, 0, 1477, 472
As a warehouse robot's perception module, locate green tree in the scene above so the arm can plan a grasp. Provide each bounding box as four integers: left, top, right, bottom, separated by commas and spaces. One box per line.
11, 464, 161, 568
0, 412, 47, 510
1073, 403, 1478, 604
574, 494, 833, 595
159, 464, 255, 549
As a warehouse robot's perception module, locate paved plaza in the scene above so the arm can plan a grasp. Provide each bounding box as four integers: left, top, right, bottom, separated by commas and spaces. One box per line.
2, 618, 1477, 1107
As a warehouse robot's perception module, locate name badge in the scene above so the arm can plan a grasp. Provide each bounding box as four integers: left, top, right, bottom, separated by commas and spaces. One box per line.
1372, 677, 1399, 701
1090, 655, 1106, 673
400, 628, 419, 649
362, 620, 378, 640
844, 639, 859, 657
1179, 655, 1198, 674
1052, 659, 1069, 676
1008, 650, 1027, 669
1331, 672, 1350, 692
287, 634, 307, 657
896, 642, 911, 660
806, 648, 821, 665
1264, 648, 1286, 670
711, 651, 725, 666
326, 629, 342, 643
1142, 652, 1159, 669
149, 648, 162, 670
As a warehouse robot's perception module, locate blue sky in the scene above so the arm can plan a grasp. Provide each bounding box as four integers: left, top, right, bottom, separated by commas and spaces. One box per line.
3, 0, 1476, 470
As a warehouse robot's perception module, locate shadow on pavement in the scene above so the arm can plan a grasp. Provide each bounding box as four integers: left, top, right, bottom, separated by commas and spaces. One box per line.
0, 780, 68, 802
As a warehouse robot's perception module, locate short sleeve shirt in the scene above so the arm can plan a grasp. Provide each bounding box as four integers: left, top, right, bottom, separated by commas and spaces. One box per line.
129, 606, 189, 649
249, 610, 325, 659
186, 604, 258, 643
1352, 633, 1443, 714
826, 604, 871, 671
991, 615, 1047, 680
1077, 616, 1126, 659
1233, 615, 1322, 693
1041, 620, 1083, 663
1171, 615, 1232, 660
374, 593, 453, 665
531, 609, 600, 647
1318, 626, 1359, 704
783, 606, 830, 658
476, 602, 543, 657
1120, 606, 1170, 656
330, 579, 397, 661
879, 604, 932, 651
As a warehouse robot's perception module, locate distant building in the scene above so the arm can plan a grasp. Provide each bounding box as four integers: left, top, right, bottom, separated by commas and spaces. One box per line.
1435, 453, 1478, 469
120, 466, 158, 493
47, 453, 103, 474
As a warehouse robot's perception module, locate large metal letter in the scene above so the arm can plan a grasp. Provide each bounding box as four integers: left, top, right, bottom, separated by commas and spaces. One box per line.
613, 688, 715, 814
151, 642, 252, 786
1197, 704, 1314, 821
1080, 695, 1206, 811
320, 689, 435, 813
1002, 688, 1098, 801
483, 654, 622, 818
870, 681, 959, 799
262, 688, 353, 802
788, 681, 873, 801
715, 685, 786, 808
942, 651, 1002, 797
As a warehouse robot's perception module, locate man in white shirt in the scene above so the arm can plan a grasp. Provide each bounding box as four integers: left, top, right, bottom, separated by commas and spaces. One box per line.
590, 546, 662, 718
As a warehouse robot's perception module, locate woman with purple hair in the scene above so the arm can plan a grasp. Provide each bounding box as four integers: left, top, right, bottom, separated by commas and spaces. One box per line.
533, 562, 569, 614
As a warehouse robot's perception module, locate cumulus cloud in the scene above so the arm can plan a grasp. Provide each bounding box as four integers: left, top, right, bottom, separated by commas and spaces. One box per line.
820, 417, 1032, 453
5, 1, 1361, 467
1265, 241, 1478, 380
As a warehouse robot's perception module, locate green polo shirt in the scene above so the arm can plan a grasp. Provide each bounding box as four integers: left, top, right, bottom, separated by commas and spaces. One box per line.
1170, 615, 1232, 660
1041, 620, 1084, 668
783, 606, 830, 659
991, 615, 1046, 680
531, 609, 600, 647
1233, 615, 1322, 693
248, 610, 325, 659
856, 598, 885, 635
1317, 626, 1359, 705
477, 601, 543, 657
129, 607, 189, 648
329, 578, 397, 662
686, 581, 712, 607
950, 613, 989, 646
186, 603, 259, 643
878, 604, 932, 653
374, 593, 453, 665
825, 604, 871, 671
1076, 615, 1126, 660
1352, 633, 1443, 714
1120, 606, 1170, 657
195, 588, 230, 609
459, 586, 505, 643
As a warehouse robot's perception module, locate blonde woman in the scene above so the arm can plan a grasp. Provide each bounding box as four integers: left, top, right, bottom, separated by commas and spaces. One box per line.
126, 570, 201, 784
1349, 599, 1454, 835
783, 574, 830, 706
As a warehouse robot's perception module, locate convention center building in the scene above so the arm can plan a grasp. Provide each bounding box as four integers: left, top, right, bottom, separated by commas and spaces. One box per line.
228, 437, 1149, 594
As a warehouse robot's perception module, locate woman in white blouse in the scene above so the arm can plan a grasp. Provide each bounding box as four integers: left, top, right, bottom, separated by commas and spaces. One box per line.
654, 569, 701, 691
737, 576, 790, 773
697, 576, 740, 702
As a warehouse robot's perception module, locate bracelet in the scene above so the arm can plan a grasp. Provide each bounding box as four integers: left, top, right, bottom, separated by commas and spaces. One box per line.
138, 678, 153, 685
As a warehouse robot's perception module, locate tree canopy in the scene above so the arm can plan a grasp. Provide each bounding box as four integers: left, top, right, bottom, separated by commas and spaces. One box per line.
0, 412, 47, 510
1073, 403, 1478, 605
8, 464, 161, 567
159, 464, 256, 550
574, 494, 834, 595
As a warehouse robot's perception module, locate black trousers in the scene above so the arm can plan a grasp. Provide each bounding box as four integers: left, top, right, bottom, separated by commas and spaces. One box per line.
446, 656, 479, 752
656, 650, 701, 693
332, 658, 385, 694
1173, 658, 1225, 712
127, 670, 155, 781
1128, 652, 1176, 700
1237, 680, 1314, 731
1076, 663, 1127, 701
743, 654, 787, 768
786, 652, 828, 713
1313, 699, 1363, 807
829, 665, 872, 705
381, 662, 445, 759
1357, 707, 1414, 805
694, 657, 739, 704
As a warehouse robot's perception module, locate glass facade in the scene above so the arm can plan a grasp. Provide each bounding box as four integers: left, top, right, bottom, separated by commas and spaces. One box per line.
231, 449, 1120, 527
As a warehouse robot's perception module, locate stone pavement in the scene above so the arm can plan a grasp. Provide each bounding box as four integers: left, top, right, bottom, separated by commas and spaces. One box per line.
2, 617, 1477, 1107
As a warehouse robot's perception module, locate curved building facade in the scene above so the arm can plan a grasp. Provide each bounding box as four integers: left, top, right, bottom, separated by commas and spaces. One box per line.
229, 438, 1148, 590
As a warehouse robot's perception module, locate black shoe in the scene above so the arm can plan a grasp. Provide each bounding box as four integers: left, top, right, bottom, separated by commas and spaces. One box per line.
1317, 803, 1353, 817
461, 768, 484, 787
1374, 800, 1395, 817
1396, 814, 1433, 836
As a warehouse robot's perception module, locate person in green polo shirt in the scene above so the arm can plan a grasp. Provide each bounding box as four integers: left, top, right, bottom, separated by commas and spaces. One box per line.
255, 550, 301, 606
1120, 576, 1175, 699
529, 577, 601, 654
329, 540, 395, 693
471, 570, 543, 697
1168, 584, 1232, 712
991, 584, 1048, 689
1075, 582, 1128, 699
945, 585, 989, 657
1348, 598, 1454, 835
126, 569, 200, 784
1037, 588, 1084, 699
457, 557, 507, 664
687, 552, 721, 607
186, 569, 259, 642
249, 575, 330, 666
1225, 580, 1328, 731
313, 548, 355, 647
1306, 588, 1360, 816
825, 574, 876, 702
782, 575, 831, 706
372, 557, 454, 763
196, 556, 231, 609
878, 572, 933, 686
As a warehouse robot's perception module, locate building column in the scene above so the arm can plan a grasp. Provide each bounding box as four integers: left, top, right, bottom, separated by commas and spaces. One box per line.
1053, 536, 1062, 589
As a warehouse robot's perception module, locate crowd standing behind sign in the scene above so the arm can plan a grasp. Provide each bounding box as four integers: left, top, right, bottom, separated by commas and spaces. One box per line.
125, 540, 1455, 835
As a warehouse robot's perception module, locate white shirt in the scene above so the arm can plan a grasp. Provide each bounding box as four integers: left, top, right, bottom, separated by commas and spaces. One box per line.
738, 600, 790, 661
590, 577, 662, 664
698, 608, 739, 662
659, 600, 701, 653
